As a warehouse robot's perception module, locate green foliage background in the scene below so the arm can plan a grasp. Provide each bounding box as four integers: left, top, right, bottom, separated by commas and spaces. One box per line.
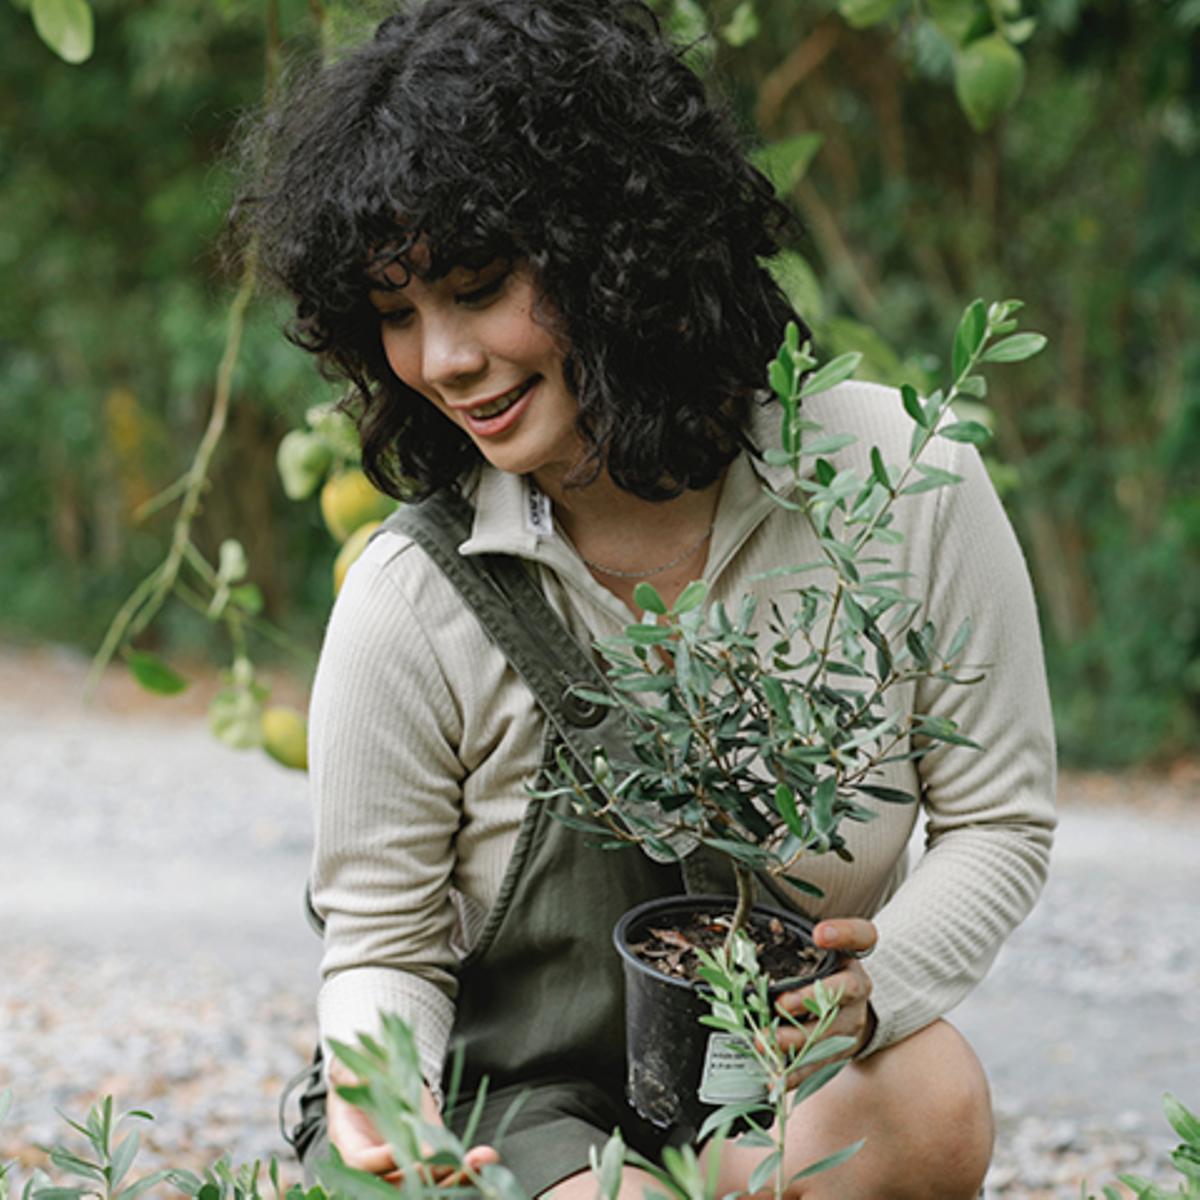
1, 0, 1197, 765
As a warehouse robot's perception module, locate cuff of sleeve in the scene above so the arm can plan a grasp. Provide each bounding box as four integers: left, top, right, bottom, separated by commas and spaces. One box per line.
852, 1001, 879, 1060
318, 967, 456, 1105
853, 951, 926, 1060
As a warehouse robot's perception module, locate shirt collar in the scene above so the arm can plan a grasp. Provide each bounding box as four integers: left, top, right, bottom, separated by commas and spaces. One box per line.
456, 395, 798, 562
456, 465, 541, 558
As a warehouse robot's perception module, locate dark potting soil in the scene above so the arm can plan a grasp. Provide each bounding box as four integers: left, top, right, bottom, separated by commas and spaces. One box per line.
628, 907, 826, 987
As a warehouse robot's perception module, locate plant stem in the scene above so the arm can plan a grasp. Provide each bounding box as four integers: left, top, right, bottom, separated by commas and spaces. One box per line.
730, 863, 756, 943
157, 244, 259, 610
84, 563, 168, 698
86, 243, 259, 693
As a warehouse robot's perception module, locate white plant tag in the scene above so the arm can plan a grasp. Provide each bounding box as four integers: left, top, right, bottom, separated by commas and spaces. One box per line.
697, 1032, 768, 1106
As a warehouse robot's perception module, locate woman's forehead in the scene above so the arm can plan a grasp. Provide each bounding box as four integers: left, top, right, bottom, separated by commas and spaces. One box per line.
367, 254, 513, 307
367, 235, 510, 291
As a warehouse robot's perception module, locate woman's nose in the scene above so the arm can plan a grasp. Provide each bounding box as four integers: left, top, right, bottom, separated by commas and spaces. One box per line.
422, 314, 486, 390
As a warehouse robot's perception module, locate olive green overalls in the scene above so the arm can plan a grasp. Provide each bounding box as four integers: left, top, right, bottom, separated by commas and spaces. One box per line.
288, 491, 740, 1196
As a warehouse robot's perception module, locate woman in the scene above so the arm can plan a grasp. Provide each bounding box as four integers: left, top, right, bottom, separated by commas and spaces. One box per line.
247, 2, 1056, 1196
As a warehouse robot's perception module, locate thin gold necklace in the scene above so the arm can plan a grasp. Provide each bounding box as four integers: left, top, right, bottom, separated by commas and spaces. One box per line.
579, 527, 713, 580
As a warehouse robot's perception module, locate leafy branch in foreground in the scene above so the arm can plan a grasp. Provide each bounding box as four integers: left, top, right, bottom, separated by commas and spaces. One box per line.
537, 299, 1045, 939
695, 931, 861, 1200
4, 967, 857, 1200
15, 1094, 171, 1200
586, 931, 858, 1200
321, 1017, 525, 1200
1084, 1093, 1200, 1199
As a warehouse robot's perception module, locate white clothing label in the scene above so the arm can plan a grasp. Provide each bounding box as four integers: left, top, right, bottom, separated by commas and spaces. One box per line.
524, 478, 554, 537
697, 1032, 768, 1106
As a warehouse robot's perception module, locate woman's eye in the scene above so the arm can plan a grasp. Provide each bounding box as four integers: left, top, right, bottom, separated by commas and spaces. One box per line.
458, 271, 507, 306
378, 308, 414, 328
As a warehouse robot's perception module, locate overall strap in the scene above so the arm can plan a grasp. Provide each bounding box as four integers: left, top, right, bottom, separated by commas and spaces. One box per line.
380, 491, 628, 772
380, 490, 700, 867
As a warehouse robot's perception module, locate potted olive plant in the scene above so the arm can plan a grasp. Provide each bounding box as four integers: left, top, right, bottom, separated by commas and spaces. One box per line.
536, 299, 1046, 1135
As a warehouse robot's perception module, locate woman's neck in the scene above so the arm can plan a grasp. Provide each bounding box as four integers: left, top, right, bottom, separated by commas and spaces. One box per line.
534, 464, 726, 613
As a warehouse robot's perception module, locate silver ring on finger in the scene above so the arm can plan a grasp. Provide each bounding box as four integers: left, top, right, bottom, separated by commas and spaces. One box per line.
843, 945, 874, 960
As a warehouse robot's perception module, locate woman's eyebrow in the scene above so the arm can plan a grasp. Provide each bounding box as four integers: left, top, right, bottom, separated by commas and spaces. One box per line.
367, 289, 410, 310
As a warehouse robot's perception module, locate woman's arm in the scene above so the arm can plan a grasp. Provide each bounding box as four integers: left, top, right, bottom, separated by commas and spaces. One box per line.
861, 436, 1057, 1054
309, 532, 466, 1097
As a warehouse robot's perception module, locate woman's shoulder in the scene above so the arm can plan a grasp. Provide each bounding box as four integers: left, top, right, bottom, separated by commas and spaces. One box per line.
339, 523, 465, 611
320, 522, 488, 675
808, 379, 945, 451
755, 378, 963, 474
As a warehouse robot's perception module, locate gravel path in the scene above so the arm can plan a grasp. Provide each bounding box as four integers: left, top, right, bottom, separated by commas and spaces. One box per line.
2, 645, 1198, 1198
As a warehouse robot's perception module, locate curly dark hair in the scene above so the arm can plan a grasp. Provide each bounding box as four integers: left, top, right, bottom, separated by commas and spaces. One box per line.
243, 0, 807, 501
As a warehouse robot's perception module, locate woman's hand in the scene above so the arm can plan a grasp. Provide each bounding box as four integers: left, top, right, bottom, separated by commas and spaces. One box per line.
774, 917, 878, 1087
327, 1061, 500, 1186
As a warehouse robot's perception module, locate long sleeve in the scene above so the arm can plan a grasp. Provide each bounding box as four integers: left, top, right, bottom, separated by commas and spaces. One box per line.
862, 436, 1057, 1053
309, 534, 466, 1090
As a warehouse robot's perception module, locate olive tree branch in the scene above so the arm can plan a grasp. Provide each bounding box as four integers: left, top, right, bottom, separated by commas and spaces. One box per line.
86, 243, 259, 697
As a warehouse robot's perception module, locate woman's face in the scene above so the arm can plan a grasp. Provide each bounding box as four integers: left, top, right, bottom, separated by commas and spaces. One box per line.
370, 258, 582, 484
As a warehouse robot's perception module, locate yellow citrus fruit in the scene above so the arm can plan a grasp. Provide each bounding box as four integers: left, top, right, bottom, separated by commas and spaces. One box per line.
319, 469, 394, 542
261, 706, 308, 771
333, 520, 381, 595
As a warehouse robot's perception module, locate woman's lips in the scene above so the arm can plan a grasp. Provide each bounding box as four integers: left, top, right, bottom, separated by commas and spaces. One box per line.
461, 377, 538, 437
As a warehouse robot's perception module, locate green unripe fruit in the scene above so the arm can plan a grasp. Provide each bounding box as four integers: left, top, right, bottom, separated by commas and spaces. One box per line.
954, 34, 1025, 132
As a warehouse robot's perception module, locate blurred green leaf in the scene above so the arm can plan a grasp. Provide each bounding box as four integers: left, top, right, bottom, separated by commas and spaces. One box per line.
952, 300, 988, 378
217, 539, 247, 584
593, 1132, 626, 1200
753, 134, 824, 195
901, 384, 928, 428
980, 332, 1047, 363
954, 34, 1025, 131
108, 1131, 139, 1188
633, 582, 667, 615
1004, 16, 1037, 42
1164, 1093, 1200, 1146
837, 0, 902, 29
125, 651, 188, 696
800, 352, 862, 399
938, 419, 991, 444
721, 0, 759, 46
660, 0, 714, 69
791, 1139, 866, 1182
674, 579, 708, 614
626, 624, 673, 645
208, 685, 264, 749
925, 0, 986, 45
768, 251, 826, 326
229, 584, 264, 615
31, 0, 93, 64
116, 1170, 175, 1200
277, 430, 333, 501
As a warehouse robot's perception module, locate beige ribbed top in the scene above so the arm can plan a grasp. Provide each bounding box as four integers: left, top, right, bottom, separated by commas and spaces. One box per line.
308, 381, 1057, 1093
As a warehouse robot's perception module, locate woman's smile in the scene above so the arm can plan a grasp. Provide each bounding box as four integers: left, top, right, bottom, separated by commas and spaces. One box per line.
451, 375, 540, 432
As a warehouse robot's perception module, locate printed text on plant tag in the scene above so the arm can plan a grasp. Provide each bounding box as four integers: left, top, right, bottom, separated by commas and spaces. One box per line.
698, 1032, 768, 1106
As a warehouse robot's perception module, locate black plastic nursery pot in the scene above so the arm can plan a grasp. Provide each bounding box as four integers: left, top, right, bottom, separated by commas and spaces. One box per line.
613, 893, 841, 1141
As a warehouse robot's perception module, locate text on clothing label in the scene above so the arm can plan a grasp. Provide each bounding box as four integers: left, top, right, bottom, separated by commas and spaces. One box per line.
524, 477, 554, 537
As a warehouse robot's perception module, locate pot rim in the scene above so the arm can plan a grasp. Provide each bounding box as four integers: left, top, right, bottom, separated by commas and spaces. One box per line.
612, 891, 840, 994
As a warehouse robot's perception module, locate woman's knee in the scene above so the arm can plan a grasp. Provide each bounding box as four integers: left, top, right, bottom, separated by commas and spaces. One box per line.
838, 1019, 993, 1199
757, 1018, 992, 1200
539, 1165, 658, 1200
